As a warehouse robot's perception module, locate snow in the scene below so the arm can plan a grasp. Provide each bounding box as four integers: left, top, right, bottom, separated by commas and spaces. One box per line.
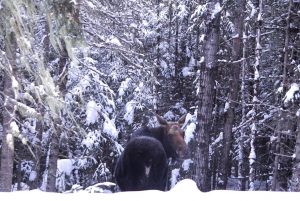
184, 113, 196, 144
87, 1, 96, 9
200, 56, 205, 63
177, 3, 188, 18
191, 4, 206, 20
252, 95, 259, 103
283, 83, 299, 105
249, 147, 256, 165
257, 12, 262, 21
224, 101, 230, 113
277, 86, 283, 94
103, 116, 118, 139
297, 109, 300, 117
57, 159, 74, 176
118, 78, 131, 97
2, 179, 300, 201
107, 36, 122, 47
86, 100, 99, 125
56, 159, 75, 192
12, 76, 19, 89
70, 0, 77, 5
297, 64, 300, 72
182, 66, 193, 77
254, 67, 260, 80
164, 111, 175, 120
160, 60, 169, 75
246, 109, 255, 117
184, 122, 195, 144
124, 101, 135, 125
10, 121, 20, 135
248, 1, 257, 19
29, 171, 37, 181
250, 122, 257, 132
211, 132, 223, 147
20, 36, 32, 49
182, 159, 193, 171
232, 33, 239, 39
82, 131, 99, 149
170, 168, 180, 188
211, 2, 222, 19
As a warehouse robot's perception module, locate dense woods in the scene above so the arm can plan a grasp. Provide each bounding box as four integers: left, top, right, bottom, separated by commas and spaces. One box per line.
0, 0, 300, 192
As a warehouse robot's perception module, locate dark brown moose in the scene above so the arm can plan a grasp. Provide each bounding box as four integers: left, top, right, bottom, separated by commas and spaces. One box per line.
114, 114, 188, 191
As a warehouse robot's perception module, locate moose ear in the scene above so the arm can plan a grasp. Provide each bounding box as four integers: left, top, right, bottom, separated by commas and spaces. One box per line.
177, 114, 187, 126
155, 114, 168, 126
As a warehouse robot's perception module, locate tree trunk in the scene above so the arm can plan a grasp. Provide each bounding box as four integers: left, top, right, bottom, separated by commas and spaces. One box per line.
218, 0, 245, 189
156, 0, 161, 69
249, 0, 262, 191
194, 67, 214, 192
0, 32, 17, 192
271, 0, 292, 191
238, 16, 248, 191
45, 121, 60, 192
193, 0, 221, 192
291, 117, 300, 191
43, 0, 82, 191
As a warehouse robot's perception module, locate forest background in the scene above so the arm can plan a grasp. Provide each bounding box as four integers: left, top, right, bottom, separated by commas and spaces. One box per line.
0, 0, 300, 193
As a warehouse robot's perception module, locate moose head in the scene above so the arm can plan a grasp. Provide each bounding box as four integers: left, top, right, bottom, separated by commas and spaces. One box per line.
155, 114, 188, 159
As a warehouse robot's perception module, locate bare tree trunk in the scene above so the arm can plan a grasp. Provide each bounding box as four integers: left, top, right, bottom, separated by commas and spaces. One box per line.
193, 0, 221, 192
28, 117, 44, 190
291, 117, 300, 191
249, 0, 262, 191
194, 67, 214, 192
43, 0, 82, 191
218, 0, 245, 189
271, 0, 292, 191
156, 0, 161, 69
45, 120, 60, 192
238, 18, 248, 191
0, 32, 17, 192
271, 113, 285, 191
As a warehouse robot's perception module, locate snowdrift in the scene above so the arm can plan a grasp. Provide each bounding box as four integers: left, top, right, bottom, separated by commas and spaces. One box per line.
0, 179, 299, 201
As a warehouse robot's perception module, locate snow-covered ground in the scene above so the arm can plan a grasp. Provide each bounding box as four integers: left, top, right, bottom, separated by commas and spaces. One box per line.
1, 179, 299, 201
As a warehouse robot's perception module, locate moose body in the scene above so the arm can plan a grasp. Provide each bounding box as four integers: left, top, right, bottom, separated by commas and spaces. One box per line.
114, 114, 188, 191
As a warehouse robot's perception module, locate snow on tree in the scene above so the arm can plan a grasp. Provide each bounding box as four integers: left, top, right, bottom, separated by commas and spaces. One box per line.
1, 0, 300, 193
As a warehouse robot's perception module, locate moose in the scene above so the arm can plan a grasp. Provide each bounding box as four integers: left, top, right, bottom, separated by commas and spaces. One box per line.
114, 114, 188, 191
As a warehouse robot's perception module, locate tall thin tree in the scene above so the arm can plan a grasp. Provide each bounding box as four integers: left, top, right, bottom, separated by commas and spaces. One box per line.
249, 0, 263, 191
193, 0, 221, 192
0, 31, 18, 192
271, 0, 293, 191
218, 0, 245, 189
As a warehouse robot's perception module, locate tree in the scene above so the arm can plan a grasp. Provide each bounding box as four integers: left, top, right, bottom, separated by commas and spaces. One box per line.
0, 0, 300, 192
191, 0, 221, 192
217, 0, 245, 190
248, 0, 263, 191
291, 118, 300, 191
0, 31, 18, 192
271, 0, 299, 191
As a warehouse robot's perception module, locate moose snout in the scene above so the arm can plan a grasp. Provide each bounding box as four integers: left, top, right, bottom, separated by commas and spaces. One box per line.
177, 144, 189, 159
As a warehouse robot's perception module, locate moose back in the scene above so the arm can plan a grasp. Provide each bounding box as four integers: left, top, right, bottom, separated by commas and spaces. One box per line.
114, 114, 188, 191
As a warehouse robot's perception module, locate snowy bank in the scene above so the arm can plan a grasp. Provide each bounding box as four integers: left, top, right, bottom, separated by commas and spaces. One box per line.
0, 179, 299, 201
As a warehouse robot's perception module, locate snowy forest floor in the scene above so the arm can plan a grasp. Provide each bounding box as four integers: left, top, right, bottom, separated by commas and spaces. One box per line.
1, 179, 299, 201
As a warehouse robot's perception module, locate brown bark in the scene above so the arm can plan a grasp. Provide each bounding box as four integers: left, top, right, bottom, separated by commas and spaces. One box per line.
193, 0, 221, 192
217, 0, 245, 190
291, 117, 300, 191
45, 121, 60, 192
248, 0, 263, 191
0, 32, 17, 192
271, 0, 292, 191
44, 0, 82, 191
194, 67, 215, 192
